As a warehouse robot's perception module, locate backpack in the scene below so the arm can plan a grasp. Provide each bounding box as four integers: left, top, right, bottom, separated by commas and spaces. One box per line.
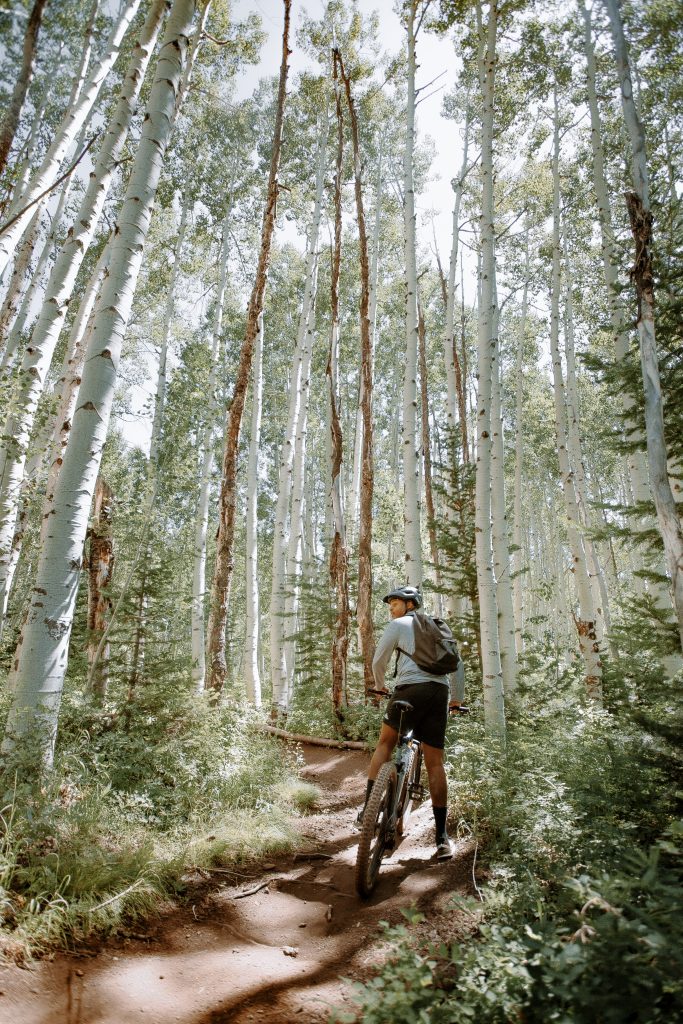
395, 610, 461, 676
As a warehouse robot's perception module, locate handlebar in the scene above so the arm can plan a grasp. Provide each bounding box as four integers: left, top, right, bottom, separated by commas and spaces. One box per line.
367, 688, 469, 716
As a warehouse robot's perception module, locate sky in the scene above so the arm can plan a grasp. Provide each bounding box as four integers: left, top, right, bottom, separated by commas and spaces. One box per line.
232, 0, 468, 270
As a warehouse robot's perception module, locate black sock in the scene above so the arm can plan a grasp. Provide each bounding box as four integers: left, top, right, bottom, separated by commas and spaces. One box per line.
433, 805, 448, 840
364, 779, 374, 807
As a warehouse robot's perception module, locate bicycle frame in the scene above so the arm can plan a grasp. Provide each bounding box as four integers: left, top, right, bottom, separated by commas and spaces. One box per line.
355, 699, 426, 897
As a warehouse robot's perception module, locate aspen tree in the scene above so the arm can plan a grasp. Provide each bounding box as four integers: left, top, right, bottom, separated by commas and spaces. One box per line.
337, 50, 376, 693
604, 0, 683, 652
0, 0, 49, 177
443, 106, 471, 442
550, 84, 602, 701
417, 294, 443, 616
283, 263, 318, 690
41, 241, 111, 539
490, 286, 517, 694
0, 0, 142, 278
207, 0, 291, 697
244, 311, 263, 706
511, 238, 528, 653
562, 236, 612, 644
328, 47, 350, 721
2, 0, 197, 765
475, 0, 505, 738
402, 0, 423, 585
270, 123, 327, 712
0, 1, 166, 632
193, 208, 231, 694
580, 0, 672, 613
348, 140, 381, 551
87, 475, 114, 698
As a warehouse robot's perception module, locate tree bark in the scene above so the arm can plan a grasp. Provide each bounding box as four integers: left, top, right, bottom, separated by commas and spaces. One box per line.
337, 51, 376, 695
490, 283, 517, 694
269, 115, 327, 714
550, 84, 603, 701
193, 207, 231, 693
401, 0, 423, 585
604, 0, 683, 653
0, 0, 49, 178
474, 0, 505, 739
206, 0, 291, 697
87, 475, 114, 698
2, 0, 196, 767
417, 294, 442, 616
244, 310, 263, 706
328, 48, 349, 723
0, 0, 141, 278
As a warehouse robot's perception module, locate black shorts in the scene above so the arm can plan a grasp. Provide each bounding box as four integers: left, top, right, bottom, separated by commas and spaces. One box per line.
384, 682, 449, 749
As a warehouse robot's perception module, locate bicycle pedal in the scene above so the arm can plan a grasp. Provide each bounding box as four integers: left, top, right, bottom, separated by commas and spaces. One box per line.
408, 783, 426, 801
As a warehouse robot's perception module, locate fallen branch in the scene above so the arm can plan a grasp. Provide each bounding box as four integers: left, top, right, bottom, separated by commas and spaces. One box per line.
261, 724, 369, 751
88, 878, 143, 914
232, 881, 270, 900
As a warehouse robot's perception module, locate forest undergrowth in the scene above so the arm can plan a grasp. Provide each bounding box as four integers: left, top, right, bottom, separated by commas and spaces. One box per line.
0, 681, 318, 963
333, 636, 683, 1024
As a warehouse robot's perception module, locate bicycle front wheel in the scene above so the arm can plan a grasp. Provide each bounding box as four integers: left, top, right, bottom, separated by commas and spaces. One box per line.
355, 761, 397, 898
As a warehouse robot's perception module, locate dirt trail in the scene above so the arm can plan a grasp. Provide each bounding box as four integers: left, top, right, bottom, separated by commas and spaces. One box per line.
0, 744, 475, 1024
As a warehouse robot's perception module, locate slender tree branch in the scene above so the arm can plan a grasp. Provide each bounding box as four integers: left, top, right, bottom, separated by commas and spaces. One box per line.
0, 132, 100, 236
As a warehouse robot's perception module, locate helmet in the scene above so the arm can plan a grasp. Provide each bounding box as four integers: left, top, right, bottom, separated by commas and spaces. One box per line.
382, 586, 422, 609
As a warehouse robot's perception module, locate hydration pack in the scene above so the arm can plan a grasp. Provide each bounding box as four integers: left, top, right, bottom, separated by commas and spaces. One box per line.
395, 610, 461, 676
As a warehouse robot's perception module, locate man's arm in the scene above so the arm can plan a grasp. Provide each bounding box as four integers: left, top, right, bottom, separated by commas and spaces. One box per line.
371, 620, 400, 689
448, 659, 465, 707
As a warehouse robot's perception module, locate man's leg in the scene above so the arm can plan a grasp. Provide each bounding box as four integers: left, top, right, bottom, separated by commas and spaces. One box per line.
422, 743, 453, 859
357, 723, 398, 823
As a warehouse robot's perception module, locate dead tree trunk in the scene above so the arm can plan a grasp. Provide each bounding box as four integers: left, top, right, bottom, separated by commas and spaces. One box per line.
328, 49, 350, 723
206, 0, 291, 696
87, 475, 114, 698
337, 50, 375, 695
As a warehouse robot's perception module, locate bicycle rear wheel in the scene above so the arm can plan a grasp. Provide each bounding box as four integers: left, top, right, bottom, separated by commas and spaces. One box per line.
395, 745, 416, 836
355, 761, 397, 898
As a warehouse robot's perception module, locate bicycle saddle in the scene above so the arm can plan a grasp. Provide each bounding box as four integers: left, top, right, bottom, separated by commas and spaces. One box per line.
392, 700, 414, 712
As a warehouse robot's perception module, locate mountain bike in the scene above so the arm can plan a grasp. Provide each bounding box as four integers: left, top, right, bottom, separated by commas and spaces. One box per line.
354, 697, 426, 898
354, 693, 469, 899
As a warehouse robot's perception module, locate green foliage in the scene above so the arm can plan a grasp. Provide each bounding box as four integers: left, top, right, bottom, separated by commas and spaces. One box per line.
340, 673, 683, 1022
0, 690, 307, 961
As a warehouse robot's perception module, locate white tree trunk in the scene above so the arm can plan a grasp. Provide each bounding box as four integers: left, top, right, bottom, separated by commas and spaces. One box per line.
270, 128, 327, 712
604, 0, 683, 653
244, 309, 263, 706
402, 1, 423, 585
475, 0, 505, 739
40, 241, 111, 539
581, 0, 673, 613
0, 3, 165, 632
490, 285, 517, 694
283, 259, 318, 692
511, 245, 528, 653
348, 142, 382, 544
2, 0, 195, 765
562, 237, 612, 646
0, 0, 141, 277
192, 210, 231, 694
550, 85, 603, 701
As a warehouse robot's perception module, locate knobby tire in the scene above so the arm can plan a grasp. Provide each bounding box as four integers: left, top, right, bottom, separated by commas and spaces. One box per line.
355, 761, 396, 898
395, 745, 416, 836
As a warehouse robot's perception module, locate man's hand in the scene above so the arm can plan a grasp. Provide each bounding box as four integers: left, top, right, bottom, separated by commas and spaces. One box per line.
449, 702, 469, 715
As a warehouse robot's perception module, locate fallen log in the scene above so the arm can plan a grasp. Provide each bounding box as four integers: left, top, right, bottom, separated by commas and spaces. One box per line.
261, 724, 369, 751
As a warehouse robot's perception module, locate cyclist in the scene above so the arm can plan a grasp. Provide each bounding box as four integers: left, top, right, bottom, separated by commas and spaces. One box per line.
357, 585, 464, 860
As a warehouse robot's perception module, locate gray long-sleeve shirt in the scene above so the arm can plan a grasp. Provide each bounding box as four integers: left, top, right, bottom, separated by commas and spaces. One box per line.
371, 612, 465, 703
